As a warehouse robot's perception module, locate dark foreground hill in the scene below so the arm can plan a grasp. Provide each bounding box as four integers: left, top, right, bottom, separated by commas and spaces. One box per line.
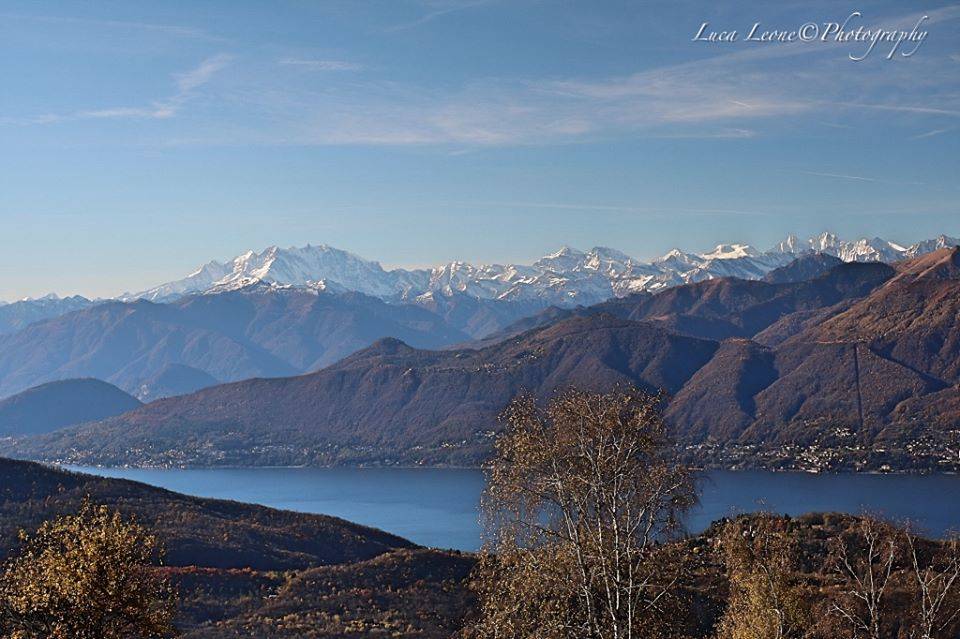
0, 457, 473, 637
0, 457, 411, 569
177, 548, 477, 638
0, 378, 142, 437
10, 250, 960, 471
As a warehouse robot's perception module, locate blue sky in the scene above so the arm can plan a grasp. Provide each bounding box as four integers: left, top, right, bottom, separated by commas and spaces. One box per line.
1, 0, 958, 299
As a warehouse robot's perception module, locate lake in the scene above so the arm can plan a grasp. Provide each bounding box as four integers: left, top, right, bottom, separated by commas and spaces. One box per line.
66, 466, 960, 550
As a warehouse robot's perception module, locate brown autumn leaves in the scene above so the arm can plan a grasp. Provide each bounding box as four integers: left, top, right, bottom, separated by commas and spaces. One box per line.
0, 500, 176, 638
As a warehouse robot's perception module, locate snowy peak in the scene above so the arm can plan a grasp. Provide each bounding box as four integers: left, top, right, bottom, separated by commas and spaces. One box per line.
835, 237, 901, 262
136, 244, 406, 302
0, 294, 95, 335
533, 246, 587, 272
699, 243, 760, 260
773, 234, 801, 254
653, 248, 703, 270
768, 232, 934, 264
905, 235, 960, 257
131, 231, 958, 308
809, 232, 840, 253
583, 246, 661, 278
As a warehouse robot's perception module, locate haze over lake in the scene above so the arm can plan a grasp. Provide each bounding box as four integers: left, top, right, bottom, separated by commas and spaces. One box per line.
64, 466, 960, 550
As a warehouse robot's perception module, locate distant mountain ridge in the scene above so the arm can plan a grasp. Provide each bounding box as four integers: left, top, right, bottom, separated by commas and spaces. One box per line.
0, 232, 955, 410
129, 233, 960, 308
16, 249, 960, 470
0, 288, 470, 400
0, 294, 94, 335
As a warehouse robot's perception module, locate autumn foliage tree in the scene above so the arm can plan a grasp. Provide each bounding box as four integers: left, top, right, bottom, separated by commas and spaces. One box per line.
470, 388, 697, 639
714, 514, 960, 639
715, 515, 811, 639
0, 500, 177, 639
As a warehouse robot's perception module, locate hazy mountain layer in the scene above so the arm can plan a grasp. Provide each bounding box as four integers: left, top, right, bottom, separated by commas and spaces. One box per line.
0, 288, 481, 399
0, 378, 141, 437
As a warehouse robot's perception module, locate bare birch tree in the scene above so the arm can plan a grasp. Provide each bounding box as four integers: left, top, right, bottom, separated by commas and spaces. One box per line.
905, 532, 960, 639
828, 517, 899, 639
470, 388, 697, 639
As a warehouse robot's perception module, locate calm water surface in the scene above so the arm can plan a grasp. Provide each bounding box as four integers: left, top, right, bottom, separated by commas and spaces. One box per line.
66, 466, 960, 551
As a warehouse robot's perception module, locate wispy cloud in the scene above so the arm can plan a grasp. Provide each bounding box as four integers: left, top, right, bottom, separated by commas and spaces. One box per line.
817, 121, 854, 130
175, 54, 232, 92
4, 6, 958, 148
79, 106, 176, 120
0, 13, 223, 41
649, 128, 757, 139
797, 170, 925, 186
799, 170, 877, 183
1, 54, 231, 127
910, 127, 954, 139
167, 38, 957, 147
839, 103, 960, 117
383, 0, 496, 32
278, 58, 363, 71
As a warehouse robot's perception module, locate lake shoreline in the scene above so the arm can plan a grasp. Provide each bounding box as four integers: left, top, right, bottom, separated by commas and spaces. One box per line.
50, 460, 960, 477
59, 465, 960, 549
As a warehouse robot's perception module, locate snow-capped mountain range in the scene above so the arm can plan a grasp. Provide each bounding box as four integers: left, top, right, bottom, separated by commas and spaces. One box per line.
0, 293, 95, 335
130, 232, 960, 308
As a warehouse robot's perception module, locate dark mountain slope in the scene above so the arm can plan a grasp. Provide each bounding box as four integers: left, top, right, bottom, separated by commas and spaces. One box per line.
888, 384, 960, 431
0, 378, 142, 437
469, 292, 652, 348
136, 363, 220, 401
664, 339, 942, 447
800, 247, 960, 383
411, 291, 551, 339
0, 457, 411, 570
663, 251, 960, 449
621, 261, 894, 340
742, 342, 942, 444
175, 287, 469, 371
762, 253, 843, 284
15, 315, 718, 466
664, 339, 778, 442
751, 301, 856, 347
457, 306, 587, 349
180, 549, 476, 638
